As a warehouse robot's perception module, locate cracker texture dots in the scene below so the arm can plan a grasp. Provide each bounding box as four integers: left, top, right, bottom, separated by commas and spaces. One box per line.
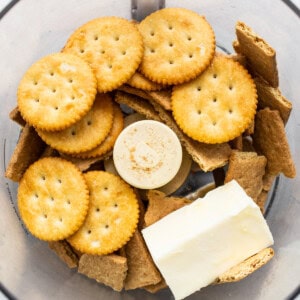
68, 171, 139, 255
172, 55, 257, 143
17, 53, 97, 131
17, 157, 89, 241
63, 16, 144, 93
138, 7, 216, 85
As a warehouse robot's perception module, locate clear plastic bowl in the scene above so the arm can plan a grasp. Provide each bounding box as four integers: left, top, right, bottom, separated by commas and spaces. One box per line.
0, 0, 299, 299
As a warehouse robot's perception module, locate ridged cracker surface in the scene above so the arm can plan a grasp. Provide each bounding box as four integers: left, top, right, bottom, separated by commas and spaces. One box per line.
63, 17, 144, 92
138, 8, 215, 85
17, 53, 97, 131
37, 93, 113, 154
172, 55, 257, 143
18, 157, 89, 241
68, 171, 139, 255
75, 103, 123, 158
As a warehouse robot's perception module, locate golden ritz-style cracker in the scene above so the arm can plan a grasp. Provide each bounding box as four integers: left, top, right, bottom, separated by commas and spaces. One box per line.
5, 6, 297, 298
138, 7, 216, 85
17, 53, 97, 131
68, 171, 139, 255
36, 93, 114, 154
172, 54, 258, 144
63, 17, 144, 93
73, 103, 124, 159
18, 157, 89, 241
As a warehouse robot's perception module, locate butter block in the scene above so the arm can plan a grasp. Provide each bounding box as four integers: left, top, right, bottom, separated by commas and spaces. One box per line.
142, 180, 274, 300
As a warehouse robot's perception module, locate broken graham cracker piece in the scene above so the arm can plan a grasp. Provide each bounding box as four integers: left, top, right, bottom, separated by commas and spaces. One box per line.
229, 135, 243, 151
253, 108, 296, 178
49, 240, 79, 268
123, 229, 162, 290
227, 53, 247, 67
143, 279, 168, 293
144, 190, 191, 227
114, 91, 161, 122
148, 89, 172, 111
254, 77, 292, 124
256, 190, 269, 213
118, 85, 172, 111
262, 172, 277, 192
224, 151, 267, 201
59, 153, 103, 172
215, 248, 274, 284
5, 124, 46, 182
9, 106, 26, 127
149, 98, 232, 172
118, 85, 154, 103
78, 253, 127, 292
235, 21, 278, 87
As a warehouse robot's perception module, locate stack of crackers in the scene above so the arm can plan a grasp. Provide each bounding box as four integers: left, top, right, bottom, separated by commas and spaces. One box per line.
5, 7, 296, 297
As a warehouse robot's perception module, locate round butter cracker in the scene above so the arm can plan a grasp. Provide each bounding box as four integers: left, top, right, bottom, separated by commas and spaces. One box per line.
138, 7, 215, 85
63, 17, 144, 93
37, 93, 113, 154
17, 53, 97, 131
127, 72, 164, 91
172, 55, 257, 144
68, 171, 139, 255
74, 103, 124, 159
18, 157, 89, 241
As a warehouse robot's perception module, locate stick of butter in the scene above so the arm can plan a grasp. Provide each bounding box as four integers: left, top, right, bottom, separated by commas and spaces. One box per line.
142, 180, 274, 300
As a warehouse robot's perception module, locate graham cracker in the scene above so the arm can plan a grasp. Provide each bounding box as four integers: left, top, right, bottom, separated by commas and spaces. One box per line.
59, 153, 103, 172
5, 124, 46, 182
40, 146, 59, 158
232, 39, 242, 53
242, 136, 255, 152
118, 85, 172, 111
149, 98, 232, 171
114, 91, 161, 122
235, 21, 278, 87
144, 190, 191, 227
148, 89, 172, 111
143, 279, 168, 293
123, 229, 162, 290
256, 190, 269, 213
215, 248, 274, 284
227, 53, 247, 67
262, 172, 277, 192
229, 135, 243, 151
253, 108, 296, 178
48, 240, 79, 268
225, 151, 267, 200
9, 106, 26, 127
254, 77, 292, 124
78, 253, 128, 292
118, 85, 153, 103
